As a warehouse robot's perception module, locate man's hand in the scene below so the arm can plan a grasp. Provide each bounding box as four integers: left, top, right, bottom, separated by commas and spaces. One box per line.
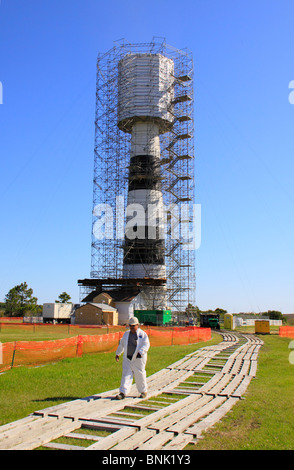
115, 355, 120, 362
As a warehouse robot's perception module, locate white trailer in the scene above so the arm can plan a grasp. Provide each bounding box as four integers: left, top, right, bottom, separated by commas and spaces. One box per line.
42, 303, 73, 324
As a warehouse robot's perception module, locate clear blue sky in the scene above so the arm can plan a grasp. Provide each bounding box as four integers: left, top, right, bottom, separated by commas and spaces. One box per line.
0, 0, 293, 313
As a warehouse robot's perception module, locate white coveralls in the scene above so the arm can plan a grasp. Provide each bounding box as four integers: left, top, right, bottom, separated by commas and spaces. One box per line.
116, 328, 150, 396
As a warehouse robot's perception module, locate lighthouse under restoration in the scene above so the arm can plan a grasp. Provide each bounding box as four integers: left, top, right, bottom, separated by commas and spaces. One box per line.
79, 39, 195, 318
117, 53, 174, 308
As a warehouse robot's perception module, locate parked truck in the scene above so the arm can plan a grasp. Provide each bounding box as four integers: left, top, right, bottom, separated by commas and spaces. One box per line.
200, 313, 220, 330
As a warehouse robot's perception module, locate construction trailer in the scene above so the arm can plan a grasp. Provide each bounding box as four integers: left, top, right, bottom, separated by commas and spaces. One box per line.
134, 309, 172, 326
42, 303, 74, 324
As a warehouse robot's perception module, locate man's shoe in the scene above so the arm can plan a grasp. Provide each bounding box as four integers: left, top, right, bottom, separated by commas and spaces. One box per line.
139, 392, 147, 399
115, 392, 125, 400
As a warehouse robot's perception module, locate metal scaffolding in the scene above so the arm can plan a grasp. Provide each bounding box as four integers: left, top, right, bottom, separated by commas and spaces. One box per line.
81, 38, 196, 313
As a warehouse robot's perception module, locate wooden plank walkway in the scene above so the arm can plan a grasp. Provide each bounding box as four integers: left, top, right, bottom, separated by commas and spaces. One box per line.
0, 331, 263, 450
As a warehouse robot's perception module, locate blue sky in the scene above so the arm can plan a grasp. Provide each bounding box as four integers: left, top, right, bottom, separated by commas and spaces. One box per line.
0, 0, 293, 313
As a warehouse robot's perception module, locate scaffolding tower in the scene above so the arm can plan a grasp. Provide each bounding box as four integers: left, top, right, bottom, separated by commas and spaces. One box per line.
80, 38, 196, 314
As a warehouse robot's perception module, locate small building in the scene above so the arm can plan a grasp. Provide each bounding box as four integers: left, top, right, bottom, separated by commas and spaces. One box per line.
81, 288, 147, 325
74, 303, 118, 326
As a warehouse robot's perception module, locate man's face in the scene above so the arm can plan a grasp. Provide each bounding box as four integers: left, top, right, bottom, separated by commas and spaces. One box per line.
130, 324, 139, 333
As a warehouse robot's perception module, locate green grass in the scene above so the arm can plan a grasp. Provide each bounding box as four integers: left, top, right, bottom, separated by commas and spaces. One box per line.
234, 325, 281, 335
185, 335, 294, 450
0, 325, 124, 343
0, 327, 76, 342
2, 333, 293, 450
0, 335, 222, 426
37, 428, 112, 450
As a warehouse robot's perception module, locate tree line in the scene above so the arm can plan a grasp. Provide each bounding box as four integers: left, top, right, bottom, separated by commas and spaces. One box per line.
1, 282, 286, 322
185, 304, 285, 322
0, 282, 71, 317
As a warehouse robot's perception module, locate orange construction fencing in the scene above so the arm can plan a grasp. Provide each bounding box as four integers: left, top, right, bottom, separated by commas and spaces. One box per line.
0, 327, 211, 372
79, 332, 123, 355
0, 322, 125, 336
279, 326, 294, 338
12, 337, 79, 367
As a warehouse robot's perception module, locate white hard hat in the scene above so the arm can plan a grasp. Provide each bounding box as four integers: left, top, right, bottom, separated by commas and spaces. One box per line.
129, 316, 139, 326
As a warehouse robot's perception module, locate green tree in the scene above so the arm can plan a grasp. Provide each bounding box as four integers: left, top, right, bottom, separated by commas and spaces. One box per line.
266, 310, 285, 321
214, 308, 227, 314
4, 282, 38, 317
56, 292, 71, 303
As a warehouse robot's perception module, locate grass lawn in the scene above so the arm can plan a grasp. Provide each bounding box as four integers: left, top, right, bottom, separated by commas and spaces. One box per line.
1, 333, 293, 450
186, 334, 294, 450
0, 334, 222, 426
0, 324, 124, 343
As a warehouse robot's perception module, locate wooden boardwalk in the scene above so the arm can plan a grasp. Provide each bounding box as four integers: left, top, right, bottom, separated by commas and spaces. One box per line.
0, 332, 263, 450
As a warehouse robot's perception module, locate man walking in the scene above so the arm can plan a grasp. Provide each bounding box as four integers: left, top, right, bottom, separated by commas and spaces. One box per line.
115, 317, 150, 400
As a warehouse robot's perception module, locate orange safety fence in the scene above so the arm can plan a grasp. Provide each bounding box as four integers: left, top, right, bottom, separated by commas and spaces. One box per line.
279, 326, 294, 338
79, 332, 123, 355
13, 337, 79, 367
0, 322, 126, 336
0, 327, 211, 372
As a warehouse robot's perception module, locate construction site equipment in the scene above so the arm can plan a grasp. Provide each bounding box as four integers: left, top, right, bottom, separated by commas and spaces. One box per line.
200, 313, 220, 330
255, 320, 270, 335
134, 309, 172, 325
